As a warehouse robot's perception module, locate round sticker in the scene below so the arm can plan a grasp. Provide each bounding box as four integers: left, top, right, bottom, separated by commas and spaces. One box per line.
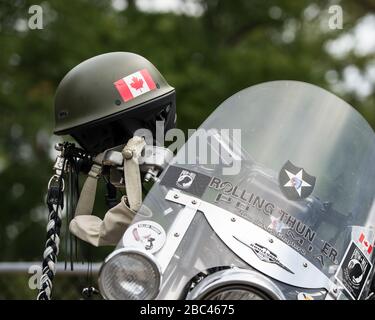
123, 220, 166, 254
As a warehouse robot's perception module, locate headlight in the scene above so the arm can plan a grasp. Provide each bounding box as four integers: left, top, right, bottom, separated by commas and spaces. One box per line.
99, 248, 161, 300
202, 285, 269, 300
186, 268, 285, 300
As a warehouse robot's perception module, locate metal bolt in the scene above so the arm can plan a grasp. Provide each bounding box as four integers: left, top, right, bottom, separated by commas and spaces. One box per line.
303, 263, 308, 268
174, 233, 179, 237
144, 172, 152, 183
333, 288, 338, 294
123, 149, 133, 159
269, 239, 274, 243
191, 200, 197, 205
231, 217, 236, 222
54, 143, 63, 151
174, 194, 179, 199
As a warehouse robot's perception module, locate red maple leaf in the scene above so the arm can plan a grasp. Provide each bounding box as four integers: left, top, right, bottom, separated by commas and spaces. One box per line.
130, 76, 144, 90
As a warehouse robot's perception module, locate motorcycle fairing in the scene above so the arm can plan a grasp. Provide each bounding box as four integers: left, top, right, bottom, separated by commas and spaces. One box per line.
120, 81, 375, 300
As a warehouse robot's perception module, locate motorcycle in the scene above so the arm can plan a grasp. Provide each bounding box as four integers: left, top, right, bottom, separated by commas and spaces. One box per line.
97, 80, 375, 300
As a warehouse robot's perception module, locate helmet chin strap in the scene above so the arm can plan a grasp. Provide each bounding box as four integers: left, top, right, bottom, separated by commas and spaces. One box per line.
69, 136, 146, 247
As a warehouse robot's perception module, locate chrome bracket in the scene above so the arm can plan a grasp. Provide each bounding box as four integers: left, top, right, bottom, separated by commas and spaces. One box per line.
154, 189, 201, 273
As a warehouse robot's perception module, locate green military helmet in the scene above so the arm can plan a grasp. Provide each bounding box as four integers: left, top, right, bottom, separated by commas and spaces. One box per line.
54, 52, 176, 154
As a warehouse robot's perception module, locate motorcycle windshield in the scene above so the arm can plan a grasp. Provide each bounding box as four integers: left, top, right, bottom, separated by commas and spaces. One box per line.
123, 81, 375, 300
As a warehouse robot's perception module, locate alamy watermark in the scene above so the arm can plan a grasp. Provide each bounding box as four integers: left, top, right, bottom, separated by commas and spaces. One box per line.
328, 5, 343, 30
28, 265, 42, 290
28, 5, 43, 30
135, 122, 243, 176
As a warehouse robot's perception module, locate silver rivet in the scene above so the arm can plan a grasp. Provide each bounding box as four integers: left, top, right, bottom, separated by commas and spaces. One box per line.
123, 149, 133, 159
303, 263, 308, 268
174, 194, 179, 199
192, 200, 197, 205
174, 233, 179, 237
269, 239, 274, 243
231, 217, 236, 222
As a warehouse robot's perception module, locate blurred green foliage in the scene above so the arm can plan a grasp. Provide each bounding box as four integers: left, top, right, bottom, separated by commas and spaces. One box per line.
0, 0, 374, 299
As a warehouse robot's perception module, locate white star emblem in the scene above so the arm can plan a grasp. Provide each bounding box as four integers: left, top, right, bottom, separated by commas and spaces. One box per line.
284, 169, 311, 197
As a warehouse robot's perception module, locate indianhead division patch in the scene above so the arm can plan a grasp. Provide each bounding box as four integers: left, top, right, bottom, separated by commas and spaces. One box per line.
279, 161, 316, 201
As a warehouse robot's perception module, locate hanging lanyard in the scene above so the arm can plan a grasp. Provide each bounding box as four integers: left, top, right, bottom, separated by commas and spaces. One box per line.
37, 154, 66, 300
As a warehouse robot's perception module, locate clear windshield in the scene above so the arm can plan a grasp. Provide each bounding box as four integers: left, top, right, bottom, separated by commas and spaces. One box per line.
126, 81, 375, 299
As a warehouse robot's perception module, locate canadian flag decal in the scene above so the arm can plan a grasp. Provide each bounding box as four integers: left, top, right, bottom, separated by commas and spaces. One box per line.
114, 69, 156, 102
359, 232, 373, 254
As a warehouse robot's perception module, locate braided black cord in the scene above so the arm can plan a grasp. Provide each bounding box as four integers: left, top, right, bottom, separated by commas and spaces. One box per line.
36, 143, 92, 300
37, 160, 66, 300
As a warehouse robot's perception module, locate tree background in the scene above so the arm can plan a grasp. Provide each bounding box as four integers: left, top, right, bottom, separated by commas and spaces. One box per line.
0, 0, 374, 299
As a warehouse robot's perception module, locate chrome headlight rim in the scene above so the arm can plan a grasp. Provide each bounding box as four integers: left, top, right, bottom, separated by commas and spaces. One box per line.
202, 284, 272, 300
186, 268, 286, 300
98, 247, 162, 300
